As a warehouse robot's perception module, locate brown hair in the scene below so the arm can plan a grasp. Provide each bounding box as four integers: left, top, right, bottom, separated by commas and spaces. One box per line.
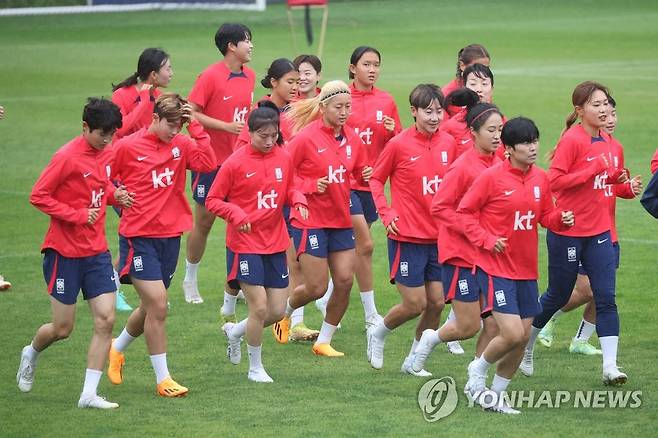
154, 92, 187, 123
456, 44, 490, 80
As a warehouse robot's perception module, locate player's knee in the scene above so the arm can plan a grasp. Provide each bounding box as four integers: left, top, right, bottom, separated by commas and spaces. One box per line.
267, 307, 285, 324
250, 302, 268, 321
54, 322, 74, 340
503, 329, 525, 347
94, 312, 115, 333
356, 237, 374, 257
404, 295, 426, 316
426, 295, 444, 313
332, 276, 353, 294
457, 319, 481, 338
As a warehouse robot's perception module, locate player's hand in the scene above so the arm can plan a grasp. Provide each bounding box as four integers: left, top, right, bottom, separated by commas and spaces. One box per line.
631, 175, 643, 195
561, 210, 575, 227
362, 166, 373, 182
616, 168, 629, 183
386, 217, 400, 235
87, 208, 100, 225
383, 116, 396, 133
238, 222, 251, 233
225, 120, 245, 135
296, 205, 309, 220
317, 176, 329, 193
181, 103, 195, 124
114, 185, 136, 208
493, 237, 507, 253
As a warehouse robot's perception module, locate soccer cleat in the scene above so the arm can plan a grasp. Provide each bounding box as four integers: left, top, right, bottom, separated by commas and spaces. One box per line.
518, 348, 534, 377
115, 290, 133, 312
312, 343, 344, 357
569, 339, 602, 355
236, 290, 245, 300
538, 319, 556, 348
107, 341, 125, 385
367, 329, 385, 369
182, 280, 204, 304
78, 394, 119, 409
401, 355, 432, 377
602, 366, 628, 386
222, 322, 242, 365
464, 359, 487, 398
272, 317, 290, 344
484, 398, 521, 415
16, 346, 36, 392
0, 275, 12, 291
364, 313, 384, 331
446, 340, 465, 355
289, 323, 320, 342
412, 329, 438, 373
157, 377, 188, 397
220, 310, 237, 324
248, 367, 274, 383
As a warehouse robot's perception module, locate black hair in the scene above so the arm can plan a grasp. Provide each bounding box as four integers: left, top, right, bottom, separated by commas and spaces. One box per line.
293, 54, 322, 74
462, 63, 494, 87
466, 102, 502, 131
501, 117, 539, 149
112, 48, 169, 91
409, 84, 445, 109
215, 23, 252, 56
445, 88, 480, 110
260, 58, 296, 89
456, 44, 490, 79
83, 98, 122, 133
348, 46, 381, 79
608, 94, 617, 108
248, 106, 283, 145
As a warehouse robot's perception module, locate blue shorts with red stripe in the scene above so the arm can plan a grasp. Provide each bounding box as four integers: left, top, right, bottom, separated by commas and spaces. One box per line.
190, 168, 219, 206
42, 249, 115, 305
226, 248, 289, 290
442, 263, 481, 304
387, 238, 442, 288
349, 190, 378, 224
118, 235, 180, 289
476, 268, 542, 319
290, 226, 355, 258
579, 242, 620, 275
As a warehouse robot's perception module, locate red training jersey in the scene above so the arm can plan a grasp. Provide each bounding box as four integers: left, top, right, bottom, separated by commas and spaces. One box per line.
234, 96, 295, 150
111, 121, 216, 238
370, 126, 456, 243
111, 86, 162, 140
605, 135, 636, 242
651, 147, 658, 174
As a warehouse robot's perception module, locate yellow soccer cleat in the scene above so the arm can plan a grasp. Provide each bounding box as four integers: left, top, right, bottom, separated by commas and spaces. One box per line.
289, 323, 320, 342
107, 341, 125, 385
312, 343, 345, 357
272, 317, 290, 344
157, 377, 189, 398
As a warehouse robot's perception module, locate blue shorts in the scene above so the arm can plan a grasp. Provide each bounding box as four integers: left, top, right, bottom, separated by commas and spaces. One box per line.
191, 168, 219, 206
387, 239, 442, 287
42, 249, 116, 305
226, 249, 289, 290
476, 268, 542, 319
349, 190, 378, 224
442, 263, 481, 304
579, 242, 620, 275
118, 236, 181, 289
290, 226, 355, 258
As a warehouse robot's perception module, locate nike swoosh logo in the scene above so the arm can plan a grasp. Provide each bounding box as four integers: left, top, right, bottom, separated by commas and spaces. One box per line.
410, 156, 421, 161
246, 172, 256, 178
282, 273, 289, 279
223, 96, 232, 101
504, 190, 515, 196
586, 156, 597, 162
137, 156, 148, 161
597, 238, 609, 244
461, 139, 471, 144
110, 275, 115, 281
318, 148, 328, 153
83, 172, 92, 178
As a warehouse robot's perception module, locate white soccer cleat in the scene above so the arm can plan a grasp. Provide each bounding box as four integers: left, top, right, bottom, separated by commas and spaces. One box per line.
401, 355, 432, 377
446, 340, 465, 355
16, 346, 36, 392
365, 313, 384, 331
602, 365, 628, 386
519, 348, 534, 377
236, 290, 245, 300
366, 328, 385, 370
78, 394, 119, 409
484, 398, 521, 415
0, 275, 12, 291
464, 359, 487, 398
222, 323, 242, 365
183, 280, 204, 304
248, 367, 273, 383
412, 329, 438, 373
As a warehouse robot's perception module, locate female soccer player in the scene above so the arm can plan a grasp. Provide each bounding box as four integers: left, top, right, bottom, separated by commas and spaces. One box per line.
274, 80, 372, 356
107, 93, 216, 397
366, 84, 452, 374
411, 102, 504, 373
206, 106, 308, 382
454, 117, 574, 414
520, 81, 629, 385
18, 98, 132, 409
442, 44, 490, 118
294, 54, 322, 99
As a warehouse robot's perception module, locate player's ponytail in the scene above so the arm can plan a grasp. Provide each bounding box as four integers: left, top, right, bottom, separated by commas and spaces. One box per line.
288, 80, 351, 134
445, 88, 479, 111
260, 58, 296, 89
112, 48, 170, 91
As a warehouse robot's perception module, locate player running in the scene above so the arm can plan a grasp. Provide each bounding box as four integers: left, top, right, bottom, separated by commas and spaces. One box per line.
294, 54, 322, 99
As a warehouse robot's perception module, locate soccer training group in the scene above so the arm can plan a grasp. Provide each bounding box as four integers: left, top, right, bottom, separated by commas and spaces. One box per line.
14, 21, 658, 414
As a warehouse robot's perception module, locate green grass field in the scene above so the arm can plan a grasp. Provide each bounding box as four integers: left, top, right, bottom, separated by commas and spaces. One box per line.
1, 0, 658, 436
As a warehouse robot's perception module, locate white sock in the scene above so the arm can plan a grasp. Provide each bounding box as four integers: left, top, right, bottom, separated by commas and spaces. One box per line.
424, 330, 442, 347
149, 353, 170, 384
25, 343, 40, 362
373, 321, 391, 340
447, 307, 456, 322
360, 290, 378, 318
184, 259, 199, 283
221, 291, 237, 315
285, 298, 295, 317
113, 268, 121, 291
231, 319, 248, 339
81, 368, 102, 398
473, 355, 493, 375
552, 309, 565, 321
315, 321, 338, 345
574, 319, 596, 342
113, 328, 137, 353
409, 338, 420, 356
600, 336, 619, 369
320, 278, 334, 304
526, 326, 542, 350
290, 306, 304, 327
491, 374, 511, 395
247, 344, 263, 370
